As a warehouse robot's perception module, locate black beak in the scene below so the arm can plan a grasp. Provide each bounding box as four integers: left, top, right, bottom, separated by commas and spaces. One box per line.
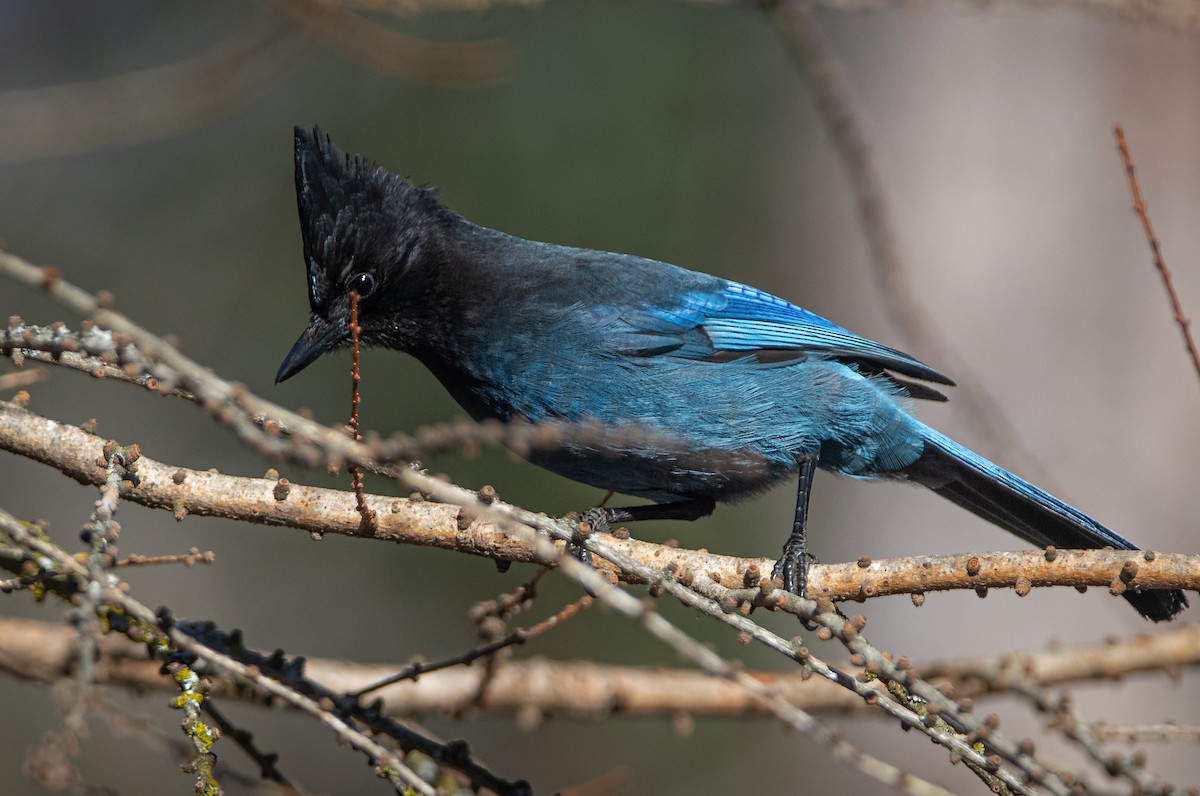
275, 317, 348, 383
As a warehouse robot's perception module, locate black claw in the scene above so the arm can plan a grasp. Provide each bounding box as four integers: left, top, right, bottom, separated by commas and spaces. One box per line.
567, 538, 592, 568
770, 543, 810, 599
568, 511, 602, 596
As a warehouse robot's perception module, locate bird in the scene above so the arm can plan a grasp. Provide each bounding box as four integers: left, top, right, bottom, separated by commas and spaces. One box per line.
276, 126, 1187, 622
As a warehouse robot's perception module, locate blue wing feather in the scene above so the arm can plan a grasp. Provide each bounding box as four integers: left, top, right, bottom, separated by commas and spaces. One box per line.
621, 280, 953, 387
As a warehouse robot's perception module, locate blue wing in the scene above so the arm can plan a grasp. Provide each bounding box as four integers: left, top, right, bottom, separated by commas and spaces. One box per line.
613, 280, 954, 395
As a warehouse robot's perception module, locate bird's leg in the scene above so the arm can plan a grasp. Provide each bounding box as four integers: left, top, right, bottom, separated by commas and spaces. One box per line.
771, 457, 817, 598
568, 498, 716, 592
573, 498, 716, 560
588, 498, 717, 526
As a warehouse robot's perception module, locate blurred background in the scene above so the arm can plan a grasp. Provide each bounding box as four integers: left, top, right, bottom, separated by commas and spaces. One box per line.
1, 1, 1198, 793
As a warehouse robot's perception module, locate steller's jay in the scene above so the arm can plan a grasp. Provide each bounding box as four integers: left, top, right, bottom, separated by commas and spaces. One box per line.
277, 127, 1187, 622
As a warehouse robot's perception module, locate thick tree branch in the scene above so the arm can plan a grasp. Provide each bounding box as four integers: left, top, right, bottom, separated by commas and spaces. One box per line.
3, 399, 1197, 604
2, 616, 1196, 719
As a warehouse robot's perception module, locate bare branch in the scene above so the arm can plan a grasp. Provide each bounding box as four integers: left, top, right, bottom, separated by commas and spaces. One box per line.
3, 399, 1197, 603
5, 615, 1195, 719
270, 0, 512, 86
0, 508, 439, 796
765, 0, 1066, 493
1114, 124, 1200, 386
685, 0, 1200, 35
0, 16, 300, 164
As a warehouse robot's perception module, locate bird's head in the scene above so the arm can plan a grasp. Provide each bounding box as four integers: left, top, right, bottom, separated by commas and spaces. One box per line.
276, 126, 450, 383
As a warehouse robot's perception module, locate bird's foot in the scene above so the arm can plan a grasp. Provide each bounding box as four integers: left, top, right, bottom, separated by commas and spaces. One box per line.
564, 508, 623, 596
568, 507, 621, 567
770, 545, 818, 599
771, 546, 821, 628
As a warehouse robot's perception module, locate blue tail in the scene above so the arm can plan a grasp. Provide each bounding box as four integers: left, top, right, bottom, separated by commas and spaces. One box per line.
906, 425, 1187, 622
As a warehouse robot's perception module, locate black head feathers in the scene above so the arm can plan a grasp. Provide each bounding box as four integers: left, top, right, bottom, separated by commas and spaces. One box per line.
293, 126, 449, 317
277, 128, 454, 382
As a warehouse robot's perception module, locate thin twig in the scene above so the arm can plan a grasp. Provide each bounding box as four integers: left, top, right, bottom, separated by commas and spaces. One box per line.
0, 367, 48, 391
270, 0, 512, 87
116, 549, 216, 568
350, 595, 592, 699
1114, 124, 1200, 386
0, 509, 437, 796
1010, 678, 1183, 795
202, 700, 292, 785
766, 0, 1063, 491
1091, 723, 1200, 744
677, 0, 1200, 34
347, 290, 376, 530
0, 16, 300, 164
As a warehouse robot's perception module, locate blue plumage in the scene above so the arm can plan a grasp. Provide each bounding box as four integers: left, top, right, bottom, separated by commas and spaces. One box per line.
277, 127, 1187, 622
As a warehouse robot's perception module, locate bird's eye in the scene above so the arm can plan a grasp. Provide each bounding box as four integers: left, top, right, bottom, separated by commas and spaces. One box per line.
347, 272, 375, 299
